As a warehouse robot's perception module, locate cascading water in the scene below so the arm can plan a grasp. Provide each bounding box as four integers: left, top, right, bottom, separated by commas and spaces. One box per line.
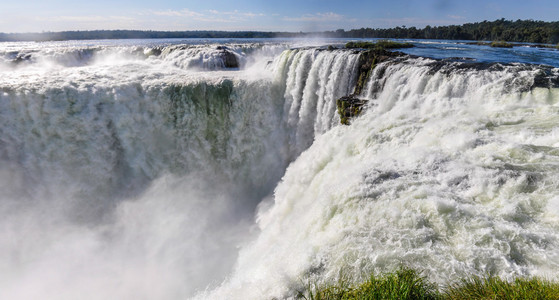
1, 40, 559, 300
0, 42, 362, 299
204, 57, 559, 299
273, 48, 360, 156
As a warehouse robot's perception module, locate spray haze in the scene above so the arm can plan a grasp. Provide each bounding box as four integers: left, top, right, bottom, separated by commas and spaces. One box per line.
1, 40, 559, 299
0, 41, 365, 299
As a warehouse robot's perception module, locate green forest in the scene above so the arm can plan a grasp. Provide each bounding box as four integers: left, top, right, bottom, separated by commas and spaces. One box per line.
1, 19, 558, 44
329, 19, 559, 44
0, 30, 295, 42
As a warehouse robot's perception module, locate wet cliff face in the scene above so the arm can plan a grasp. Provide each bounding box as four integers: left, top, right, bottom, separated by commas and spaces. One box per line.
336, 47, 407, 125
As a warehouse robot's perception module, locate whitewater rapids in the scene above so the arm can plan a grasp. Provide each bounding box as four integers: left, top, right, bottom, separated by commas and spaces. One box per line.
1, 41, 559, 299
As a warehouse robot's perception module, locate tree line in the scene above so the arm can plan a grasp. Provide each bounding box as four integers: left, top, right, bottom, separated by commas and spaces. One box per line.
329, 19, 559, 44
0, 30, 299, 42
1, 19, 559, 44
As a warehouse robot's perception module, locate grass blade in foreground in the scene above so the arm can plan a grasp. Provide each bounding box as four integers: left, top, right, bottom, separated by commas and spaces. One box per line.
445, 276, 559, 300
299, 268, 559, 300
299, 268, 439, 300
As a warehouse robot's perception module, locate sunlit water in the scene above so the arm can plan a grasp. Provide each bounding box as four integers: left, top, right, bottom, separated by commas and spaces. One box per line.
1, 38, 559, 299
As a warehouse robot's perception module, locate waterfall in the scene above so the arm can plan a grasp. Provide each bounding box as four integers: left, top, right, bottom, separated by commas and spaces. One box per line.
0, 43, 362, 299
204, 57, 559, 299
2, 41, 559, 299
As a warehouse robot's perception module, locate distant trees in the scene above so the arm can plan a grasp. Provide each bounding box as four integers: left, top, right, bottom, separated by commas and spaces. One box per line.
2, 19, 559, 44
0, 30, 298, 42
329, 19, 559, 44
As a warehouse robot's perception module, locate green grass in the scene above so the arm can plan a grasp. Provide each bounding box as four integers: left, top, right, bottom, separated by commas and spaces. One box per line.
298, 268, 439, 300
298, 268, 559, 300
446, 276, 559, 300
345, 40, 414, 50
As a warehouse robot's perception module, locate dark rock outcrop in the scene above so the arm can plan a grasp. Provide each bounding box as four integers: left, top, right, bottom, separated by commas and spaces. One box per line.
336, 48, 406, 125
354, 48, 404, 95
337, 96, 367, 125
216, 46, 239, 68
145, 47, 162, 57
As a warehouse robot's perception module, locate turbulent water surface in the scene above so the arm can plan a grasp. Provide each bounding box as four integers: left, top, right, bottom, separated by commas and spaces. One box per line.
1, 38, 559, 299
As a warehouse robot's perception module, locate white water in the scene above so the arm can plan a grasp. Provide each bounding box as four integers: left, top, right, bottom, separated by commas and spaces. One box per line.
211, 57, 559, 298
0, 42, 361, 299
1, 41, 559, 299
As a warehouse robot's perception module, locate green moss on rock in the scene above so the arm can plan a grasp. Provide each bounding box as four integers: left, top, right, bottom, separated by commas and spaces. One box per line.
337, 96, 367, 125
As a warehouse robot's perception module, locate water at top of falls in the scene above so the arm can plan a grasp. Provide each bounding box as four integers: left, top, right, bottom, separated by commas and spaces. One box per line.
1, 37, 559, 300
2, 37, 559, 73
0, 38, 366, 299
201, 54, 559, 298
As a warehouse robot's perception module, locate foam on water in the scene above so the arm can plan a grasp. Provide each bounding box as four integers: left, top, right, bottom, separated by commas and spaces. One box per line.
205, 58, 559, 299
1, 40, 559, 299
0, 42, 360, 299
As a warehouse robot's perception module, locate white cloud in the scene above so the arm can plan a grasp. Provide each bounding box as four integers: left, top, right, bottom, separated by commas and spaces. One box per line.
146, 9, 265, 24
447, 15, 466, 20
243, 12, 266, 17
36, 15, 136, 23
24, 14, 142, 31
371, 16, 467, 27
189, 17, 238, 23
207, 9, 265, 18
151, 9, 204, 17
284, 12, 344, 22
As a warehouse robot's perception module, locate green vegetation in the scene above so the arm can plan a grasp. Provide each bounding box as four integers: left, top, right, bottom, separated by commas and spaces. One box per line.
299, 268, 438, 300
337, 96, 366, 125
345, 40, 414, 50
4, 19, 559, 44
0, 30, 298, 42
298, 267, 559, 300
490, 41, 514, 48
374, 40, 415, 49
345, 41, 376, 49
330, 19, 559, 44
445, 276, 559, 300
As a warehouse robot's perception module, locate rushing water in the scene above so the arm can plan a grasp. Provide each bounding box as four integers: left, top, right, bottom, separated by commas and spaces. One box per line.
1, 38, 559, 299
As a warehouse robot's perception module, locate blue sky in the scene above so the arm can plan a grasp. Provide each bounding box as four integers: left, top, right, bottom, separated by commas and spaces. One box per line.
1, 0, 558, 33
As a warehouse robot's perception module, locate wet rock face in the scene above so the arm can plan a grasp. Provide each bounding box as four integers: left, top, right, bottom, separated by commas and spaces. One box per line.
216, 46, 239, 68
145, 47, 162, 57
337, 96, 368, 125
336, 48, 405, 125
354, 49, 404, 95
